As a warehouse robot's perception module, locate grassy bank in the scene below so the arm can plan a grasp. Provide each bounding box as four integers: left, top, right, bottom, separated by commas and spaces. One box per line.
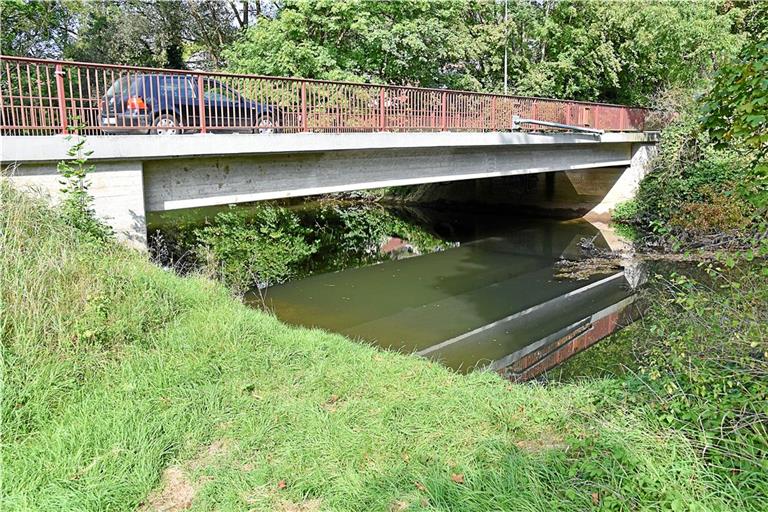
1, 185, 763, 511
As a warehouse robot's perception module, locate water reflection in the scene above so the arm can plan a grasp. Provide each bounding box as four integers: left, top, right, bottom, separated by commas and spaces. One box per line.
149, 201, 636, 373
263, 207, 635, 372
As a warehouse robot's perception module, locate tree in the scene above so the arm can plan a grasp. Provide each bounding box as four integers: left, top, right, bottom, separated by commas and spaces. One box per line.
0, 0, 74, 58
224, 0, 504, 89
701, 1, 767, 206
1, 0, 276, 69
224, 0, 746, 105
515, 0, 745, 104
702, 2, 767, 160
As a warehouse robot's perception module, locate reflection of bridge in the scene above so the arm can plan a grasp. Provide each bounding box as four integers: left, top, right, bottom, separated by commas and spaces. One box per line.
0, 56, 658, 250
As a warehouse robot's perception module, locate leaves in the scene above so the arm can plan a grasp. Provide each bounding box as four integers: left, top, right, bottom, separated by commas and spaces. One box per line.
224, 0, 744, 104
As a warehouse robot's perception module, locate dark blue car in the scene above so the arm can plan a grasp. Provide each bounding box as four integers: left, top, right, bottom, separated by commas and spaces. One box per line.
99, 74, 279, 134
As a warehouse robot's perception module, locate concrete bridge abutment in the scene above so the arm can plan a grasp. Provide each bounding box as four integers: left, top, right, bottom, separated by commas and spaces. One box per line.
6, 159, 148, 250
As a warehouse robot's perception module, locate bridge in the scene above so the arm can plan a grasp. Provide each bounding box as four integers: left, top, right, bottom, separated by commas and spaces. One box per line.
1, 56, 659, 249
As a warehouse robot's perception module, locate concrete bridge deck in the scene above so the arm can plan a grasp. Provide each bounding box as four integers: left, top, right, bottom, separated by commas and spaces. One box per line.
2, 131, 659, 249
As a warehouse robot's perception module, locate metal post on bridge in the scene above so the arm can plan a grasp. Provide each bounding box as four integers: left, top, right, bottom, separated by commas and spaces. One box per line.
440, 91, 447, 131
301, 82, 308, 132
379, 88, 385, 131
197, 75, 206, 134
54, 64, 67, 135
491, 96, 497, 131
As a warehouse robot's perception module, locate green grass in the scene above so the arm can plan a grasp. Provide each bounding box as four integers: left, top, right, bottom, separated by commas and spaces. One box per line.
0, 185, 756, 511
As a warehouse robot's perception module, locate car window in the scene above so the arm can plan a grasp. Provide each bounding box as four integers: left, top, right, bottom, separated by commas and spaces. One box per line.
204, 86, 239, 103
149, 76, 196, 98
158, 76, 196, 98
106, 75, 138, 98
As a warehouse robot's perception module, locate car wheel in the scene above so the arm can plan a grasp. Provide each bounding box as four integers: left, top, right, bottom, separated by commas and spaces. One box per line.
255, 114, 276, 134
152, 113, 180, 135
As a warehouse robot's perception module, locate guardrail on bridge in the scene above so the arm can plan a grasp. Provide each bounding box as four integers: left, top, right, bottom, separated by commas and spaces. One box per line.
0, 55, 649, 136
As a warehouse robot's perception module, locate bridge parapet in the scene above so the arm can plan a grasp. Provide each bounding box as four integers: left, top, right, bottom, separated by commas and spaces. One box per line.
1, 56, 650, 137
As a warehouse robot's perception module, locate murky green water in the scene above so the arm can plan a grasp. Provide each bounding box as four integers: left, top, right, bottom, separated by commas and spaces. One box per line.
262, 207, 633, 371
149, 202, 634, 372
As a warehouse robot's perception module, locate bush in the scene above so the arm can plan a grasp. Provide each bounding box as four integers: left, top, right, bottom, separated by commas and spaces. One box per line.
611, 199, 640, 224
622, 90, 761, 247
193, 206, 317, 291
635, 267, 768, 502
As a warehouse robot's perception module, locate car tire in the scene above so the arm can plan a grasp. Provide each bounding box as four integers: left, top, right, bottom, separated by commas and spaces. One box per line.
254, 114, 276, 134
152, 113, 181, 135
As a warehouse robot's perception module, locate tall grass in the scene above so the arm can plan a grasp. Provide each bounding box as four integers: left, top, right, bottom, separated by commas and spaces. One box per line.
0, 184, 753, 511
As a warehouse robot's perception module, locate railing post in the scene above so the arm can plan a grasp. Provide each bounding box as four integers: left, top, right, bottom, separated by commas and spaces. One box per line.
379, 88, 386, 131
490, 96, 497, 131
55, 64, 67, 134
197, 75, 206, 134
301, 82, 308, 132
594, 106, 601, 130
440, 91, 447, 131
565, 103, 572, 126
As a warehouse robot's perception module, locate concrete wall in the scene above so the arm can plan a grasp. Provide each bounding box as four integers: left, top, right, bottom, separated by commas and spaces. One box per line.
142, 142, 634, 211
6, 161, 147, 250
586, 143, 658, 219
393, 143, 657, 219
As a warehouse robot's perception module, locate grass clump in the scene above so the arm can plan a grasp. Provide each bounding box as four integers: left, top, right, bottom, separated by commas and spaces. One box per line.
1, 184, 760, 511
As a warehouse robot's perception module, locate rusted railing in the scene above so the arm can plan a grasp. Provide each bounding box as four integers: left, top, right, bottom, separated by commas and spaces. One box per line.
0, 56, 649, 136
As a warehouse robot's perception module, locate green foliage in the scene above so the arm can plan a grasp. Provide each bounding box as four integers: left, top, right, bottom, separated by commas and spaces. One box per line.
3, 0, 751, 106
556, 260, 768, 506
635, 266, 768, 503
0, 0, 73, 57
520, 0, 743, 103
226, 0, 744, 104
701, 1, 768, 209
611, 200, 639, 225
224, 0, 493, 89
152, 201, 451, 292
193, 207, 317, 291
627, 1, 767, 244
0, 0, 270, 68
625, 91, 760, 244
56, 132, 112, 243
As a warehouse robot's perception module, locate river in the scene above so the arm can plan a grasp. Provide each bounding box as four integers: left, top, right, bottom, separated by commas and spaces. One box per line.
148, 200, 638, 375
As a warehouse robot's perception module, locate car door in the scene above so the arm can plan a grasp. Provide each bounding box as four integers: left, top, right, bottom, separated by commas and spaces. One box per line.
150, 75, 198, 129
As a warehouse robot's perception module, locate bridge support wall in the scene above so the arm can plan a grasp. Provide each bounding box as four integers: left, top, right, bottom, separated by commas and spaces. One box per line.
142, 143, 633, 212
7, 160, 147, 250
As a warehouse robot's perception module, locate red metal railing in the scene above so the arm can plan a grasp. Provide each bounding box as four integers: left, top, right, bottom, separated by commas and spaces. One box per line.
0, 55, 649, 136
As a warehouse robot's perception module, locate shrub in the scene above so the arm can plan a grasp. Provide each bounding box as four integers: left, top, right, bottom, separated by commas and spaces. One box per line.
193, 206, 317, 292
611, 199, 640, 224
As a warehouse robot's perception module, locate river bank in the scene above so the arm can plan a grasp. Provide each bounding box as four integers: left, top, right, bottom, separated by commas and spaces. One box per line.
3, 182, 767, 511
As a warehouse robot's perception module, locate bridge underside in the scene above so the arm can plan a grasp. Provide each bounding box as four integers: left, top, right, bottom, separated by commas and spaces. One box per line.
143, 142, 634, 211
2, 132, 657, 249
